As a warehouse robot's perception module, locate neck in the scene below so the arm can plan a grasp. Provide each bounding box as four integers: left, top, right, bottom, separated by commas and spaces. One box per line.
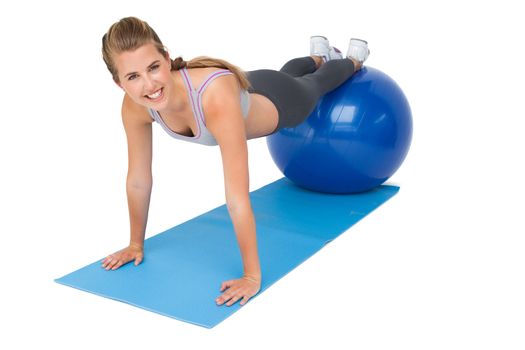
157, 69, 188, 115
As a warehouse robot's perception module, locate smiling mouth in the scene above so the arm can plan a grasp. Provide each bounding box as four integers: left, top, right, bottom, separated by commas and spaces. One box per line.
145, 88, 164, 101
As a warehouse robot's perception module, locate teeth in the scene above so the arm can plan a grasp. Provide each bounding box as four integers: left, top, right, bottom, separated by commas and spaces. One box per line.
147, 89, 162, 99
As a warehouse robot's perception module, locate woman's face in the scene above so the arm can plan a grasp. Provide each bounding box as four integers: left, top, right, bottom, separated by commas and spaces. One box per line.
114, 43, 173, 109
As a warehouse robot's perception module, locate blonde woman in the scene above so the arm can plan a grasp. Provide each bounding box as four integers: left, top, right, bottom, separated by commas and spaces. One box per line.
100, 17, 369, 307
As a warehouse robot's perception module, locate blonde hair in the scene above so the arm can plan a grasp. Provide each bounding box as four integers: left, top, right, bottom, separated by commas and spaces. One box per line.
101, 16, 250, 90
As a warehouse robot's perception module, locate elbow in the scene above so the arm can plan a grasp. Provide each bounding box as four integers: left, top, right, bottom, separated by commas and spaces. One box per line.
226, 196, 252, 214
127, 174, 153, 190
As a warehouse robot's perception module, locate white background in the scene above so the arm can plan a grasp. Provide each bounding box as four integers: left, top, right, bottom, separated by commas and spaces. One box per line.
1, 0, 524, 348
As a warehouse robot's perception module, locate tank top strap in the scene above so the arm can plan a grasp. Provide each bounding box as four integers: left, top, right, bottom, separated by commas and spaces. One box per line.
196, 69, 233, 95
179, 67, 195, 93
180, 67, 233, 94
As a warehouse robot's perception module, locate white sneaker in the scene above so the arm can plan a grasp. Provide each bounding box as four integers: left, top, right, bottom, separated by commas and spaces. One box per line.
310, 35, 343, 63
346, 38, 370, 63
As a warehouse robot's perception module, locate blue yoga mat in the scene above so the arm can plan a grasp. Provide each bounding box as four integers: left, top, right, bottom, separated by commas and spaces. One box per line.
55, 177, 399, 328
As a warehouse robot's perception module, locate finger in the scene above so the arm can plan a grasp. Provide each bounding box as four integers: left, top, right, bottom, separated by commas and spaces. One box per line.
220, 280, 234, 292
220, 280, 234, 291
106, 257, 121, 270
115, 254, 134, 269
226, 294, 242, 307
102, 256, 114, 269
216, 290, 236, 305
105, 259, 115, 270
216, 294, 228, 305
240, 295, 250, 306
102, 255, 113, 267
111, 259, 125, 270
134, 254, 143, 266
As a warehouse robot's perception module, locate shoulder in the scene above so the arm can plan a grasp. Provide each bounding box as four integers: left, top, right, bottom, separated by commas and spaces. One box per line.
201, 70, 241, 111
121, 93, 153, 125
201, 71, 246, 143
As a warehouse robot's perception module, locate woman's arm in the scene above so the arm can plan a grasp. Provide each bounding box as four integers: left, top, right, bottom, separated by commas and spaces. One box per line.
102, 95, 153, 270
122, 96, 153, 248
205, 77, 261, 280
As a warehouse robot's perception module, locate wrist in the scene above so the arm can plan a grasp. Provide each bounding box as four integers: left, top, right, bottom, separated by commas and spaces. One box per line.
242, 275, 261, 284
243, 262, 261, 280
129, 241, 144, 250
243, 272, 261, 283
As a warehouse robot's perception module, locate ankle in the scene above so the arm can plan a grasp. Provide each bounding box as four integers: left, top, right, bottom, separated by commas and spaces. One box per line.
348, 56, 362, 71
311, 55, 323, 69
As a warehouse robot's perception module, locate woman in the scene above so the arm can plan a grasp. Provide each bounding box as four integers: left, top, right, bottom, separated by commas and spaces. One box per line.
100, 17, 369, 307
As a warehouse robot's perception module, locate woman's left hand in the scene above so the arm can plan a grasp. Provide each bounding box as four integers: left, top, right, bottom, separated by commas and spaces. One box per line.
216, 276, 261, 307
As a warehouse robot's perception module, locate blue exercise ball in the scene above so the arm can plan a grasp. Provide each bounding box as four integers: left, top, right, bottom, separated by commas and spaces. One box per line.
267, 66, 413, 194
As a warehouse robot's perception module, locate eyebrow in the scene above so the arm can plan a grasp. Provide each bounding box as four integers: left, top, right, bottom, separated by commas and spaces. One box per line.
124, 60, 161, 78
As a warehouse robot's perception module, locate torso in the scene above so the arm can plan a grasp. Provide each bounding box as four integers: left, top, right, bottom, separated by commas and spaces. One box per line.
133, 67, 279, 140
245, 92, 279, 138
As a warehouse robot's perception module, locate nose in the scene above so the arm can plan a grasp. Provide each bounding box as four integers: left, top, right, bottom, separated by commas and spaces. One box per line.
143, 75, 156, 92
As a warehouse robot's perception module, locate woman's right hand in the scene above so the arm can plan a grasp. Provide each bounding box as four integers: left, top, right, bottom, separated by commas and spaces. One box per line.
101, 243, 144, 270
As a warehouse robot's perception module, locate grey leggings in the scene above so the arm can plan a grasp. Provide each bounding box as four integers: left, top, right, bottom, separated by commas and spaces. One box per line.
246, 57, 355, 133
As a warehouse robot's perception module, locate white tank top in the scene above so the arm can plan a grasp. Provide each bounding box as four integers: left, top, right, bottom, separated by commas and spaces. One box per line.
148, 67, 250, 146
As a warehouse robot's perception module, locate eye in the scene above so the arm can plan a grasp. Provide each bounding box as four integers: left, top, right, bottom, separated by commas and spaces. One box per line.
150, 64, 160, 71
128, 74, 137, 81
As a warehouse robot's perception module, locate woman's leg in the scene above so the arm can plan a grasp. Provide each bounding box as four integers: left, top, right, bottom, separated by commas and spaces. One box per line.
279, 56, 318, 77
247, 58, 356, 132
272, 58, 356, 129
296, 58, 356, 98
